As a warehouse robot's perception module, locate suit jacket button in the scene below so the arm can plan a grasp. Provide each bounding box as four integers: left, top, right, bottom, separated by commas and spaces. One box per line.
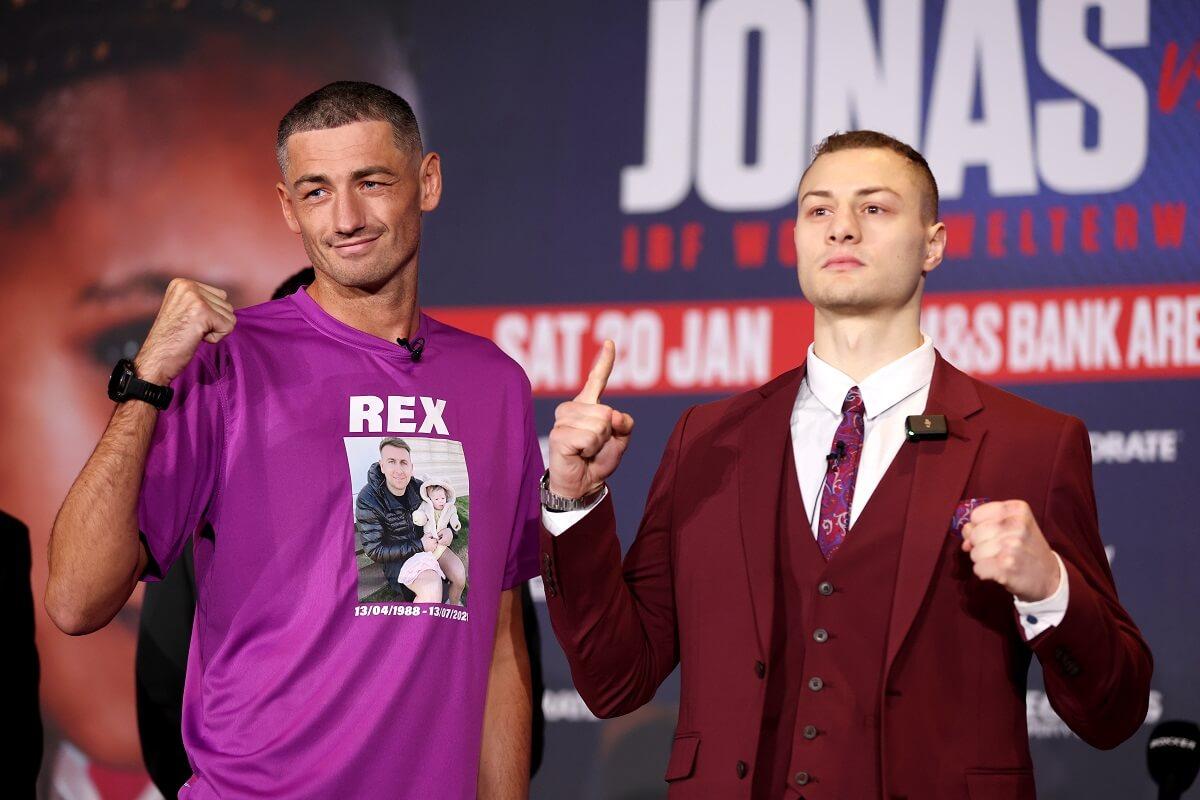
813, 628, 829, 643
755, 660, 766, 678
736, 760, 748, 779
803, 725, 818, 740
795, 771, 810, 785
808, 676, 824, 692
818, 581, 834, 596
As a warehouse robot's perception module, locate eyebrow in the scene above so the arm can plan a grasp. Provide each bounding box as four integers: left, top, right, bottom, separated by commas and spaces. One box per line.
799, 186, 901, 203
78, 271, 241, 307
293, 165, 399, 189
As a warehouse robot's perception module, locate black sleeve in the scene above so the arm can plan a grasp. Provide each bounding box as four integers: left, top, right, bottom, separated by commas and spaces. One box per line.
0, 510, 43, 795
136, 542, 198, 797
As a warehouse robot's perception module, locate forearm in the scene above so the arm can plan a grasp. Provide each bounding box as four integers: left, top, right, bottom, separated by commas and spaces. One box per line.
1032, 416, 1153, 748
479, 588, 532, 800
46, 400, 157, 635
1034, 560, 1152, 748
542, 496, 678, 718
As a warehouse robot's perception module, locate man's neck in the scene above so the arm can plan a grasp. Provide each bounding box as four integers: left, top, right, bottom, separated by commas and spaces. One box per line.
811, 306, 924, 383
308, 268, 421, 343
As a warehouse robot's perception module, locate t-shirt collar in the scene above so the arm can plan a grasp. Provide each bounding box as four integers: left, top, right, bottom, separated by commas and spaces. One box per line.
805, 333, 935, 419
289, 285, 428, 359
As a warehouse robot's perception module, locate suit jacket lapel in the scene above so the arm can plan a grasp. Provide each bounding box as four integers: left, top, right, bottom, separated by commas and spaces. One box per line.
885, 353, 986, 675
736, 365, 806, 659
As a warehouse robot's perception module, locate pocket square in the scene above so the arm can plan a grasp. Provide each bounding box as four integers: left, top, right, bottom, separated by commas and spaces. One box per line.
950, 497, 991, 538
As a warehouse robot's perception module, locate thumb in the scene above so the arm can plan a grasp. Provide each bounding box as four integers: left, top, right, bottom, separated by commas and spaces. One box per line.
610, 408, 635, 436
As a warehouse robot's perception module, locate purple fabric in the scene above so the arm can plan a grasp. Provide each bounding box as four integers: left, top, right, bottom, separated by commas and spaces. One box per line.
137, 287, 541, 799
817, 386, 866, 559
950, 497, 993, 538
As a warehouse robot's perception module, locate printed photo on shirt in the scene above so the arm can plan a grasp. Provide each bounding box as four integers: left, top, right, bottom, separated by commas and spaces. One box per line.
344, 436, 471, 606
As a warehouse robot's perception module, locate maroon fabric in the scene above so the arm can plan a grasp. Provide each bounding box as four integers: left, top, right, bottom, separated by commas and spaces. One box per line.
755, 435, 916, 799
540, 355, 1152, 799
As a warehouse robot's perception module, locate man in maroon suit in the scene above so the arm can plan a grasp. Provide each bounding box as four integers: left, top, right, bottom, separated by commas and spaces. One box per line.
538, 131, 1151, 799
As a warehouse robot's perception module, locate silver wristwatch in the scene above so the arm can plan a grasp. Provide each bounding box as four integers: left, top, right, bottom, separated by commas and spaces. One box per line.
539, 469, 605, 512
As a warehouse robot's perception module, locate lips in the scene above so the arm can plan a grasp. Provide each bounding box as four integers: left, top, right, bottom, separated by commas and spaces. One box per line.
333, 234, 382, 255
823, 255, 864, 269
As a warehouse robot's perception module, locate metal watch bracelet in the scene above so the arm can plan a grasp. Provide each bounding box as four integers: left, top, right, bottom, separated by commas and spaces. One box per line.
539, 469, 605, 512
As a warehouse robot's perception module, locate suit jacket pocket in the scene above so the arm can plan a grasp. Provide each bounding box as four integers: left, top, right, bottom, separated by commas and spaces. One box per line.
965, 768, 1036, 800
664, 734, 700, 782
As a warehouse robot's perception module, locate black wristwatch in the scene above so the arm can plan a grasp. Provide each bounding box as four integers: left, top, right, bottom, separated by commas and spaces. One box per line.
107, 358, 174, 410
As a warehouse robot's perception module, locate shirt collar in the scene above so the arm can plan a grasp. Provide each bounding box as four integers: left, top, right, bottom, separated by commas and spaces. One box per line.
805, 334, 935, 419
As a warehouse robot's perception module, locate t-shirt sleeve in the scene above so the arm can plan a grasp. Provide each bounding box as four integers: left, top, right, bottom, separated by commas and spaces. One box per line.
502, 386, 542, 591
136, 348, 225, 582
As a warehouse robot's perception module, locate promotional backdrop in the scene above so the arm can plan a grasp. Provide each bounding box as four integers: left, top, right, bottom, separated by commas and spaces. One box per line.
0, 1, 1195, 797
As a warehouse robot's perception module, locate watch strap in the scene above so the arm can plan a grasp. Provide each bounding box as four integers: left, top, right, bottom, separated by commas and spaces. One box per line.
109, 358, 174, 410
127, 374, 174, 410
539, 469, 605, 512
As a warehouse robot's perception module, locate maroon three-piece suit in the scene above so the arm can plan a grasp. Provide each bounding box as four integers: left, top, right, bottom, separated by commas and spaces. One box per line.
540, 354, 1151, 799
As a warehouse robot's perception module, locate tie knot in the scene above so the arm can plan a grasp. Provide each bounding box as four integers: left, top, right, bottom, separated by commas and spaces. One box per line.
842, 386, 865, 415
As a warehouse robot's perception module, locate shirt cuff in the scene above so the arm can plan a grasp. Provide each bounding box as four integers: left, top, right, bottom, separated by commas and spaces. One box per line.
540, 487, 609, 536
1013, 552, 1070, 639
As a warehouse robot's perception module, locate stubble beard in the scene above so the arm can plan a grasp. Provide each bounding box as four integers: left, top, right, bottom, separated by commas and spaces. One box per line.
302, 229, 415, 294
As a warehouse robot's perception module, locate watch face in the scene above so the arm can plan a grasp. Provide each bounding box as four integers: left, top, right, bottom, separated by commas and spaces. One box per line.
107, 359, 133, 399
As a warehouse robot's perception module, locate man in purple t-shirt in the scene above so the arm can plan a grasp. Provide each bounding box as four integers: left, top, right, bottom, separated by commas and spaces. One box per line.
47, 81, 539, 799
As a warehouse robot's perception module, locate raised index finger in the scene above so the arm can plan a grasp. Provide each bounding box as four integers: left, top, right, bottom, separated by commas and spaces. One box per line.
575, 340, 615, 404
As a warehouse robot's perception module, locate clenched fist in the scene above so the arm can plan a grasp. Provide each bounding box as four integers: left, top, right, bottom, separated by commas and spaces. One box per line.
134, 278, 236, 385
547, 340, 635, 499
961, 499, 1061, 602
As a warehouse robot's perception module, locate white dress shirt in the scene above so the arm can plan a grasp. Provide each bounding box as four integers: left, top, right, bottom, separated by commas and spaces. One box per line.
543, 334, 1068, 639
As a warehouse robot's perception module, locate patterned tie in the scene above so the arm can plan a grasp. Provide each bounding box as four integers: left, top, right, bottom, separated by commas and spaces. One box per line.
817, 386, 866, 559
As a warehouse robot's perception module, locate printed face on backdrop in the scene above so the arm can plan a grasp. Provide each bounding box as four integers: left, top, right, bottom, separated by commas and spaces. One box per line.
794, 147, 946, 317
380, 443, 415, 496
276, 119, 442, 292
0, 52, 318, 767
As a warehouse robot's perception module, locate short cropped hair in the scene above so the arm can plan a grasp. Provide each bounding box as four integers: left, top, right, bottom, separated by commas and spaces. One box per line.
378, 437, 412, 455
276, 81, 422, 173
806, 130, 939, 222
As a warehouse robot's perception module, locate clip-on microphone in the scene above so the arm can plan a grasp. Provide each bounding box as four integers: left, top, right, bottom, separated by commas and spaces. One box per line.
396, 337, 425, 362
905, 414, 948, 441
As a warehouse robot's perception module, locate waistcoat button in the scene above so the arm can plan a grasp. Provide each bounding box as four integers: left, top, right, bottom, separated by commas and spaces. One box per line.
803, 725, 818, 739
813, 628, 829, 643
795, 771, 811, 785
808, 676, 824, 691
818, 581, 834, 596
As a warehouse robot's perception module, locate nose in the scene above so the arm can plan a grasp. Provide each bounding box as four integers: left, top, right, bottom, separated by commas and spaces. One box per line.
826, 211, 861, 244
332, 190, 367, 237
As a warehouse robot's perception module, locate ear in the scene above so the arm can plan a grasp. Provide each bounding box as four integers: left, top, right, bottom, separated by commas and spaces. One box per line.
922, 220, 947, 275
418, 151, 442, 212
276, 181, 302, 234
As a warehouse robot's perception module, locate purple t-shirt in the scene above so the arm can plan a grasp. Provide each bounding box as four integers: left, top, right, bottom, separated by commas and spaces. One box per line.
138, 286, 541, 799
